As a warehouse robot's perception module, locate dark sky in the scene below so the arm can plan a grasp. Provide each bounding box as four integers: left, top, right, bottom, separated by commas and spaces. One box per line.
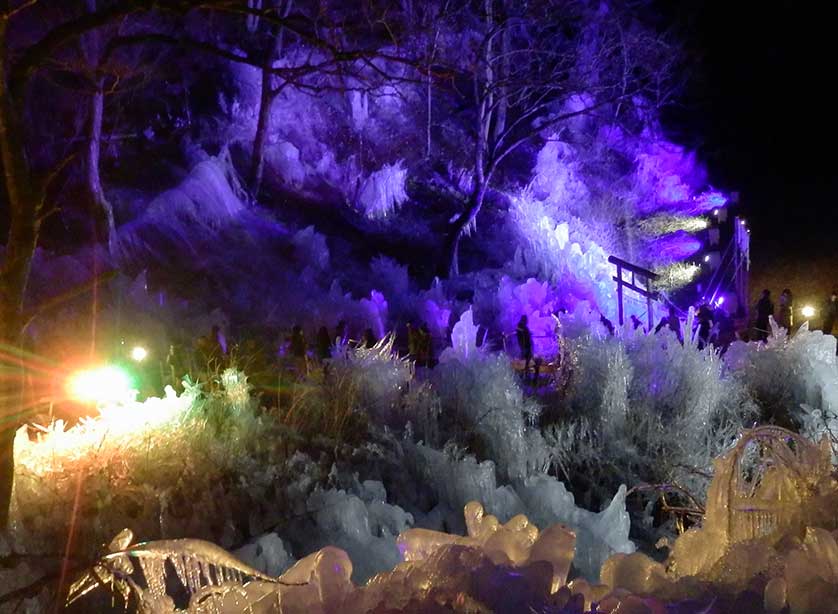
661, 1, 837, 299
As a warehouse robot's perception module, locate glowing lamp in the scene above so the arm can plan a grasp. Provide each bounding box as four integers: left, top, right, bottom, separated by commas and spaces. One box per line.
67, 366, 135, 405
713, 209, 719, 216
703, 255, 710, 263
131, 346, 148, 362
802, 305, 816, 319
740, 219, 746, 225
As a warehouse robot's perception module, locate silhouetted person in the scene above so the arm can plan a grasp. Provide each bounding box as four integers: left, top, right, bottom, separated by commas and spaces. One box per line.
290, 325, 306, 357
755, 289, 774, 341
197, 324, 224, 363
714, 308, 736, 353
335, 320, 348, 346
655, 305, 683, 344
599, 314, 615, 336
417, 323, 432, 367
696, 304, 714, 350
824, 288, 838, 335
516, 315, 534, 377
778, 289, 793, 330
406, 321, 418, 359
290, 325, 307, 374
630, 314, 644, 331
315, 326, 331, 361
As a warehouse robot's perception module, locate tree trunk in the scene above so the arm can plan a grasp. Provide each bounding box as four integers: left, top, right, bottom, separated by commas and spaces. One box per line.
87, 78, 118, 256
442, 182, 487, 278
249, 0, 292, 197
249, 61, 274, 197
0, 20, 39, 530
491, 22, 510, 144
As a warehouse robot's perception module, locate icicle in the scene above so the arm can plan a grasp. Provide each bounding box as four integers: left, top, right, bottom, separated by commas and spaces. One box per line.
199, 560, 211, 587
138, 557, 166, 601
171, 554, 188, 591
185, 556, 200, 593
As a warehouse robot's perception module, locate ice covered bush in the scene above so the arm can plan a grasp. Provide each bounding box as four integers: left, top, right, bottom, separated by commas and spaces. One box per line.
328, 335, 413, 425
118, 151, 248, 263
725, 319, 838, 445
265, 140, 307, 188
234, 532, 296, 577
433, 312, 549, 482
292, 225, 330, 272
530, 137, 589, 207
551, 317, 756, 505
403, 442, 635, 580
11, 370, 281, 557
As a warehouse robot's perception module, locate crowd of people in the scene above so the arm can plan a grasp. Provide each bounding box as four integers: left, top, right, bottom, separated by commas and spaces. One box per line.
754, 287, 838, 341
281, 320, 436, 374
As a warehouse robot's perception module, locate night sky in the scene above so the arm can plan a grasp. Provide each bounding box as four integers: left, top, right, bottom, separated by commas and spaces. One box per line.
665, 1, 837, 306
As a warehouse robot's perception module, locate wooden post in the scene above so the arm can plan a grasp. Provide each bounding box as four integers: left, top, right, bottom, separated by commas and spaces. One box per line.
616, 263, 624, 326
645, 278, 654, 331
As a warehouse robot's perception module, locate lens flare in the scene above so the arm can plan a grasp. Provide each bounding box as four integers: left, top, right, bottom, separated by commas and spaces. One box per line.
131, 346, 148, 362
66, 366, 135, 405
802, 305, 816, 319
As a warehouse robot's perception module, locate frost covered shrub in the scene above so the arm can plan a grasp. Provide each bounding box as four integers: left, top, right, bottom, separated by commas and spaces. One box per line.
432, 311, 549, 482
292, 225, 330, 272
293, 481, 414, 583
265, 140, 307, 188
725, 320, 838, 440
530, 137, 589, 207
11, 370, 281, 556
118, 152, 249, 263
553, 321, 756, 503
329, 336, 413, 425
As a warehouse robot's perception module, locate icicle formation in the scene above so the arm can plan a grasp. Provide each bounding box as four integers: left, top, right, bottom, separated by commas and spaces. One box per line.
69, 432, 838, 614
68, 529, 282, 612
356, 161, 409, 219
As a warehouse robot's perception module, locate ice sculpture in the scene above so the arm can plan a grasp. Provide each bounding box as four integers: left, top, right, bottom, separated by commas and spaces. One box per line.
71, 502, 584, 613
601, 426, 838, 611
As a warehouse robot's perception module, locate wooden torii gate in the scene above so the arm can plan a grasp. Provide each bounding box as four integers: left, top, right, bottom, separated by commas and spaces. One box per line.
608, 255, 660, 331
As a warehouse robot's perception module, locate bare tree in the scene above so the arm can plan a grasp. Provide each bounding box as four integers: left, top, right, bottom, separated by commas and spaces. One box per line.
437, 0, 677, 276
0, 0, 208, 531
247, 0, 294, 196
